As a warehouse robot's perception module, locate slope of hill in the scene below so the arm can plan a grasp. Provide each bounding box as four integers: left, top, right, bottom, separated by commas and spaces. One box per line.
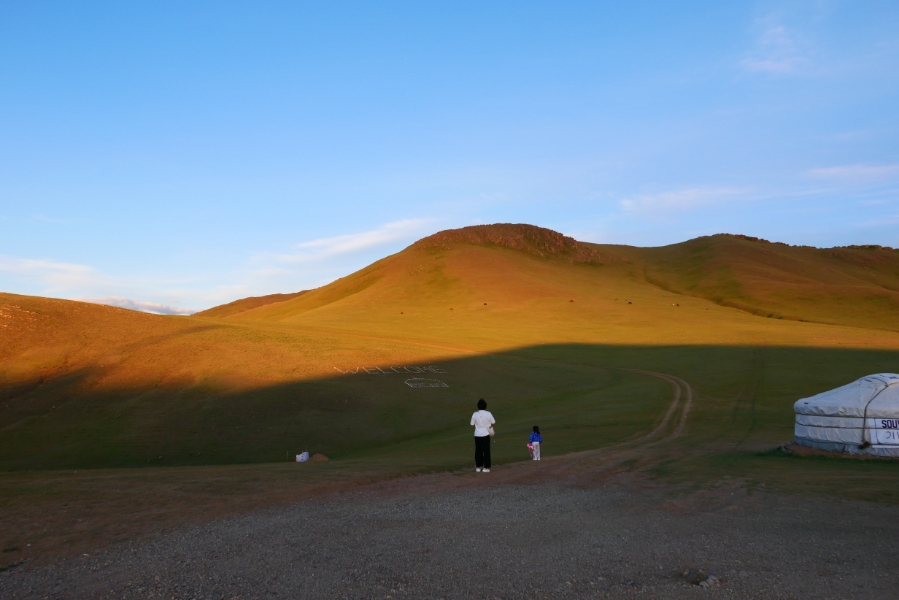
217, 224, 899, 334
214, 224, 639, 338
635, 234, 899, 332
194, 291, 307, 317
4, 224, 899, 473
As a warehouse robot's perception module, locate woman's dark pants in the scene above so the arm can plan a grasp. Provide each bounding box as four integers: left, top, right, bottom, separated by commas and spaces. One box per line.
474, 435, 491, 468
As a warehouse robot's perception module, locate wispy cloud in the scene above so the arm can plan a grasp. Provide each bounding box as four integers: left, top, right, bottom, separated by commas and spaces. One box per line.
276, 218, 436, 263
32, 214, 65, 224
0, 219, 442, 313
0, 255, 199, 313
0, 255, 106, 292
619, 187, 748, 213
741, 19, 809, 74
857, 214, 899, 228
81, 297, 194, 315
806, 164, 899, 184
827, 130, 877, 142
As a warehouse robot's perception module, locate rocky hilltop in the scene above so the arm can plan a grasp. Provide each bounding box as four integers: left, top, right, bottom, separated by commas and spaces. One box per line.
413, 223, 606, 263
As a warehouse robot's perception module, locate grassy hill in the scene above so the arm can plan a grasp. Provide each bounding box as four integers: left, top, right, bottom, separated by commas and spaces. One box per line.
194, 291, 307, 317
216, 225, 899, 333
3, 224, 899, 476
635, 234, 899, 332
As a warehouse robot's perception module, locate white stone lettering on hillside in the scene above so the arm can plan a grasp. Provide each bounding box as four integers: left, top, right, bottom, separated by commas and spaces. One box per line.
405, 378, 449, 388
333, 365, 447, 375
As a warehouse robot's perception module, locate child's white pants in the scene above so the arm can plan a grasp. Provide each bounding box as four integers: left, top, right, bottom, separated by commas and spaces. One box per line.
531, 442, 540, 460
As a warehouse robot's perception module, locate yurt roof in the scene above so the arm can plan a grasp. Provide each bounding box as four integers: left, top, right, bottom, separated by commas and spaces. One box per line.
795, 373, 899, 418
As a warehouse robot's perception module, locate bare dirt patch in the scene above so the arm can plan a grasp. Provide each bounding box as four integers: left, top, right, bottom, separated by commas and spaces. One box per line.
3, 463, 898, 599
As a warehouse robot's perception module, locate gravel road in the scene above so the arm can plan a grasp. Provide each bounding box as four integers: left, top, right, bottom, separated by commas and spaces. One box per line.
3, 470, 898, 600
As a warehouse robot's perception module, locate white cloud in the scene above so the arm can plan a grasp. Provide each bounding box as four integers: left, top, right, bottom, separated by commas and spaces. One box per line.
806, 164, 899, 184
0, 255, 107, 292
276, 218, 435, 263
619, 187, 748, 213
81, 297, 194, 315
741, 20, 809, 74
0, 255, 200, 313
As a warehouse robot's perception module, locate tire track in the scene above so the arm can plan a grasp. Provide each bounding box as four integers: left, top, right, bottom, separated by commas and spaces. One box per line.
500, 354, 694, 449
481, 365, 694, 487
621, 368, 693, 445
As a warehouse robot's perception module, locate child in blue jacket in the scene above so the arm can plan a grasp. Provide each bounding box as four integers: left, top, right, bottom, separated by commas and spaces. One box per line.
528, 426, 542, 460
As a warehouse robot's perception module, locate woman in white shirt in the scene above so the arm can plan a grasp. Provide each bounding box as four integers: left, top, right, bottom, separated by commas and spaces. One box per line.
470, 398, 496, 472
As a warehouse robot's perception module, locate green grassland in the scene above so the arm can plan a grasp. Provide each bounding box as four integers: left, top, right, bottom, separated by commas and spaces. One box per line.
0, 349, 672, 470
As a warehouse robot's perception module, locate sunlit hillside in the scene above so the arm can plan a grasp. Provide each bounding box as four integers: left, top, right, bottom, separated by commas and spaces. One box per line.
3, 224, 899, 473
636, 233, 899, 332
194, 291, 308, 317
225, 225, 899, 335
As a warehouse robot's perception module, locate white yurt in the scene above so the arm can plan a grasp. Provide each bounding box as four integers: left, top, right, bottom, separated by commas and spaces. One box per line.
794, 373, 899, 457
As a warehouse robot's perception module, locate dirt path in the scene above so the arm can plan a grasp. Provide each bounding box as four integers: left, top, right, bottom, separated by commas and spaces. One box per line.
457, 366, 694, 490
625, 369, 693, 442
498, 354, 694, 446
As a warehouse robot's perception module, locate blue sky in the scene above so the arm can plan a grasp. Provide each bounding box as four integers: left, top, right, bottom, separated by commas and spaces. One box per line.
1, 1, 897, 313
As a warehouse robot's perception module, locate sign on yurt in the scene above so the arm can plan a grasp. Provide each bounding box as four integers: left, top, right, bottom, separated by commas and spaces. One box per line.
794, 373, 899, 457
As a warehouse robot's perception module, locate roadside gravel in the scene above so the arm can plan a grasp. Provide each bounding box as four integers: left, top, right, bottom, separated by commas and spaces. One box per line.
3, 471, 898, 599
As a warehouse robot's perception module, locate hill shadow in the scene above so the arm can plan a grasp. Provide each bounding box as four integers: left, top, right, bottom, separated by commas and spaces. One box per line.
3, 342, 899, 472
